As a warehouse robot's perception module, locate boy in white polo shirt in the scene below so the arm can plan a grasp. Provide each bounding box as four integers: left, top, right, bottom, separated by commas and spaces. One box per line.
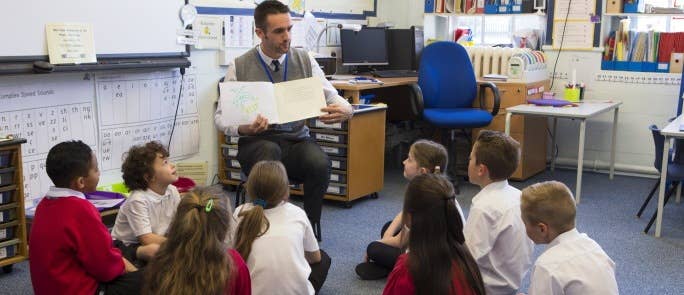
521, 181, 619, 295
111, 141, 180, 263
464, 130, 534, 295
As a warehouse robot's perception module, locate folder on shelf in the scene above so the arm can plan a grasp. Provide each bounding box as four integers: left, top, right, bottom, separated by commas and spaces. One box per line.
671, 53, 683, 73
606, 0, 622, 13
425, 0, 435, 12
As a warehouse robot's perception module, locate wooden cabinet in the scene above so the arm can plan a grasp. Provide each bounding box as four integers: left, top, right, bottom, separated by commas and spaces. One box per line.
218, 105, 387, 207
473, 80, 548, 180
0, 139, 27, 273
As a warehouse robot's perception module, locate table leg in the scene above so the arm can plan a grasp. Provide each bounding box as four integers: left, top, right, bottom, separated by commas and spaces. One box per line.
655, 137, 670, 237
504, 112, 512, 135
609, 108, 619, 180
347, 90, 360, 104
576, 120, 586, 204
551, 118, 558, 172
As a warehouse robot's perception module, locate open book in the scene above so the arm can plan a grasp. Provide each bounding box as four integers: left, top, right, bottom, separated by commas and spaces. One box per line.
218, 77, 327, 126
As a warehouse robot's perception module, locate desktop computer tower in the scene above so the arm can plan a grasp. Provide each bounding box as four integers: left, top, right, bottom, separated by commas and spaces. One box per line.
386, 26, 424, 71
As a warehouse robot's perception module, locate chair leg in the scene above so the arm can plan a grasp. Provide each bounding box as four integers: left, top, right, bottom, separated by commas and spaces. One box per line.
311, 219, 322, 242
235, 181, 245, 209
637, 180, 660, 218
677, 182, 682, 204
644, 182, 677, 234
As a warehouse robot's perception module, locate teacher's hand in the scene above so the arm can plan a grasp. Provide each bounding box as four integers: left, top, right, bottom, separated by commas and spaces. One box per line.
238, 114, 269, 135
319, 104, 353, 124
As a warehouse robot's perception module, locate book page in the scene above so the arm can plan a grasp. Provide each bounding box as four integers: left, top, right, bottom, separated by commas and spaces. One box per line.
273, 77, 327, 124
218, 81, 278, 125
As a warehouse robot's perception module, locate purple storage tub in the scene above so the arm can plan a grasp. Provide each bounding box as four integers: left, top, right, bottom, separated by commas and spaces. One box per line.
85, 191, 126, 211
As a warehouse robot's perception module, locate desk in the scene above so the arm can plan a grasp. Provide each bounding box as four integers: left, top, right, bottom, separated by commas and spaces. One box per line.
332, 77, 418, 104
655, 114, 684, 237
504, 101, 622, 203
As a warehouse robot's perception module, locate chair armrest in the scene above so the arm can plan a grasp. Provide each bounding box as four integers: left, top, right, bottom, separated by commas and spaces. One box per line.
478, 82, 501, 116
408, 83, 424, 119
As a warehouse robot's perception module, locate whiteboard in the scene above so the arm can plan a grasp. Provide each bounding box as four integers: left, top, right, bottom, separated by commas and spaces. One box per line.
1, 0, 187, 61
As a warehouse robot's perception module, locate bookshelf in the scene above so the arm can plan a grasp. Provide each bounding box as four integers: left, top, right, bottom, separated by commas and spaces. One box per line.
423, 13, 547, 46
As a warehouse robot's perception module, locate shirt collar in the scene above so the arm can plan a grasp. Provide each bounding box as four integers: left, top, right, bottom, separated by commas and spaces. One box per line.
45, 186, 86, 199
257, 44, 287, 69
145, 187, 172, 199
473, 180, 509, 202
548, 228, 581, 248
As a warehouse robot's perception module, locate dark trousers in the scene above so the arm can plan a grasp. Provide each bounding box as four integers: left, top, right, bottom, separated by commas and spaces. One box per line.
308, 249, 332, 294
367, 221, 403, 270
237, 136, 330, 223
96, 270, 143, 295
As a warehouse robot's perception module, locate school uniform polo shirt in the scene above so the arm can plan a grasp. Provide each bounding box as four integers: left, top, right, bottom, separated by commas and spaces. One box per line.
111, 185, 180, 245
463, 180, 534, 295
528, 228, 619, 295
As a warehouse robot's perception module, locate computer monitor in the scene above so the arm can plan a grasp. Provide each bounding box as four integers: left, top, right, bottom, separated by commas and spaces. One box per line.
387, 26, 424, 71
340, 27, 389, 66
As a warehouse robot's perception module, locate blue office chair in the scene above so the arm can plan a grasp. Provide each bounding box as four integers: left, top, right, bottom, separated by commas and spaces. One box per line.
413, 41, 500, 189
638, 125, 684, 234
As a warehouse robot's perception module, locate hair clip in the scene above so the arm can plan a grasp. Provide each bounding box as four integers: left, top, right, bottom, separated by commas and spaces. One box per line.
205, 199, 214, 212
253, 198, 268, 208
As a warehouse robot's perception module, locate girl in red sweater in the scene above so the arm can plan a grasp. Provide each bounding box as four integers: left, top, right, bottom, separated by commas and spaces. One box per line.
383, 173, 485, 295
142, 188, 251, 295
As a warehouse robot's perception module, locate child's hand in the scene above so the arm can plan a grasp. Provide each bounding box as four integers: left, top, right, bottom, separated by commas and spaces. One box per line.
123, 257, 138, 273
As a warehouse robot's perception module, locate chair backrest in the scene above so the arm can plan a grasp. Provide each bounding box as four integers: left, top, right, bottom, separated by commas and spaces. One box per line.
417, 41, 477, 109
650, 124, 665, 172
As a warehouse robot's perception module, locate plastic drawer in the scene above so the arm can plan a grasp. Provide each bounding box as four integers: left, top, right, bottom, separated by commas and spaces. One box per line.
329, 157, 347, 171
225, 135, 240, 145
320, 145, 347, 157
225, 169, 243, 182
307, 118, 348, 131
0, 151, 12, 169
310, 131, 348, 144
0, 167, 15, 187
326, 183, 347, 196
0, 238, 19, 260
0, 186, 15, 205
329, 171, 347, 183
0, 221, 18, 242
0, 207, 17, 223
222, 145, 238, 158
225, 158, 241, 169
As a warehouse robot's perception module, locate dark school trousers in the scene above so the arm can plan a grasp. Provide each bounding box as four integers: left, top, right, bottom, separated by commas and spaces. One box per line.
308, 249, 332, 294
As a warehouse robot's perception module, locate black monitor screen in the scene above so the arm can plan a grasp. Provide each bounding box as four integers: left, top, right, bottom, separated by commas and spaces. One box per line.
340, 28, 389, 66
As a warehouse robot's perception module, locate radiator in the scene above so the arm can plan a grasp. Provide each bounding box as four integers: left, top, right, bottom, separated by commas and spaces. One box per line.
465, 47, 547, 82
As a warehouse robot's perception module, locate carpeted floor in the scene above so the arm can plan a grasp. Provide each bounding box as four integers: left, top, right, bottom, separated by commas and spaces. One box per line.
1, 167, 682, 294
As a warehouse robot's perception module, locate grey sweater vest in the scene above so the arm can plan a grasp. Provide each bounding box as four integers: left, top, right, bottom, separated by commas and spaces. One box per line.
234, 47, 313, 139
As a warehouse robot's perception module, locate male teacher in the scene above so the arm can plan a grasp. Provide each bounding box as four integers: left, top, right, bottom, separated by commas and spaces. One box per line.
215, 0, 353, 241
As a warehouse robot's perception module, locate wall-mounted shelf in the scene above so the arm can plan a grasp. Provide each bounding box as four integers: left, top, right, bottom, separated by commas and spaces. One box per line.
603, 13, 684, 17
425, 13, 546, 16
0, 57, 191, 76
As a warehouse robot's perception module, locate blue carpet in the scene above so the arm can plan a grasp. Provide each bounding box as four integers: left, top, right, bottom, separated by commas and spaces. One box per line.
1, 168, 682, 294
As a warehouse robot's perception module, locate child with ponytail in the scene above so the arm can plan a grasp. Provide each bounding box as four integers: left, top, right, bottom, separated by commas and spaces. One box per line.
143, 188, 251, 295
234, 161, 331, 295
383, 173, 485, 295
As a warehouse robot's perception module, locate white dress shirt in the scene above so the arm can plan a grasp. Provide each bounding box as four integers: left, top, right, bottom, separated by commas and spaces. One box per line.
528, 228, 619, 295
215, 45, 350, 136
110, 185, 181, 245
464, 180, 534, 295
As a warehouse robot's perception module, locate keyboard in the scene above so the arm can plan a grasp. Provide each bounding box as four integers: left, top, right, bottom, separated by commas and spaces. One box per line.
371, 70, 418, 78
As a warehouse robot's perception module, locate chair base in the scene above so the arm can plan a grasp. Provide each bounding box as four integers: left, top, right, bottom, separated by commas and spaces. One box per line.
643, 181, 679, 234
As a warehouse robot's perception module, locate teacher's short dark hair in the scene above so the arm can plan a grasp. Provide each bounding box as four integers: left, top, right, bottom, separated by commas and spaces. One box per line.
254, 0, 290, 30
46, 140, 93, 188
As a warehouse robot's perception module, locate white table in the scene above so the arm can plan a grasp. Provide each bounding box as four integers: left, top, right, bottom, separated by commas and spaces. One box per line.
505, 101, 622, 203
655, 114, 684, 237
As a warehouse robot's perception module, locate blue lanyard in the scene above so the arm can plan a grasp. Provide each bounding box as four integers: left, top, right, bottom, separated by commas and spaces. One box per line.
256, 50, 288, 83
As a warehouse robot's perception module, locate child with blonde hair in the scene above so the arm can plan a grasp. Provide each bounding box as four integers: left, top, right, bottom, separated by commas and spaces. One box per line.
521, 181, 618, 295
234, 161, 331, 295
464, 130, 533, 295
356, 139, 466, 280
383, 173, 484, 295
143, 188, 251, 295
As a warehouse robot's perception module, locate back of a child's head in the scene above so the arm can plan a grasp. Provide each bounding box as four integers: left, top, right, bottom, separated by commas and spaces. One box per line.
235, 160, 289, 259
521, 181, 576, 233
473, 130, 520, 181
143, 188, 231, 295
46, 140, 93, 188
403, 174, 485, 295
410, 139, 448, 174
121, 141, 169, 191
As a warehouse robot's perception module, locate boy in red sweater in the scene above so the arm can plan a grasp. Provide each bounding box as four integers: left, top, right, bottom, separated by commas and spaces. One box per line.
29, 140, 141, 295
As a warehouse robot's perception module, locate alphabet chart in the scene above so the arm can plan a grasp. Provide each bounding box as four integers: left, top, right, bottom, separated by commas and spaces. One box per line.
95, 71, 200, 171
0, 74, 97, 207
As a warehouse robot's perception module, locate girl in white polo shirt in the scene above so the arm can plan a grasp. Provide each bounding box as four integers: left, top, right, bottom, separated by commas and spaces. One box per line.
234, 161, 331, 295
